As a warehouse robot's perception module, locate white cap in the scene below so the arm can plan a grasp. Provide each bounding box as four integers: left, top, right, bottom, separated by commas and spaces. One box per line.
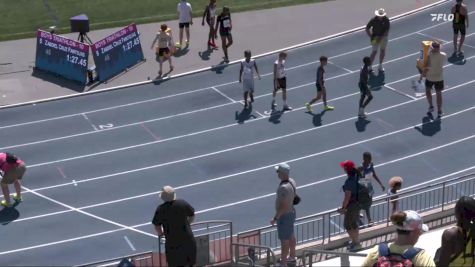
375, 8, 387, 17
395, 210, 429, 232
274, 163, 290, 175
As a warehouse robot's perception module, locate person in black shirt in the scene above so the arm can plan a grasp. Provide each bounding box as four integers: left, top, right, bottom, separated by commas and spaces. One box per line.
358, 56, 373, 118
305, 56, 335, 113
366, 8, 390, 72
452, 0, 469, 56
215, 6, 233, 62
152, 186, 196, 267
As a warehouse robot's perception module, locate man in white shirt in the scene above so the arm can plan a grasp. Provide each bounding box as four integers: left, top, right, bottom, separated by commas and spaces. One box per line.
423, 41, 447, 118
177, 0, 193, 48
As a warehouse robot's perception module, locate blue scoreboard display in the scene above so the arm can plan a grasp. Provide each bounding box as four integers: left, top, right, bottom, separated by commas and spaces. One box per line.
35, 30, 90, 85
91, 24, 144, 82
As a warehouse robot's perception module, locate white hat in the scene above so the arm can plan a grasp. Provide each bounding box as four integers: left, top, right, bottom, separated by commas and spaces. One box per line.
375, 8, 387, 17
395, 210, 429, 232
274, 162, 290, 175
160, 186, 176, 202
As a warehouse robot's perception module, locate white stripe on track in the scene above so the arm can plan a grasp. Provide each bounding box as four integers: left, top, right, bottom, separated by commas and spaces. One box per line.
1, 12, 471, 131
4, 50, 475, 154
20, 78, 475, 197
9, 121, 475, 227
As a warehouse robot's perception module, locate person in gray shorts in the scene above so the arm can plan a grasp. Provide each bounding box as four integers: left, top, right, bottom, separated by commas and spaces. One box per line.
239, 50, 261, 109
271, 163, 297, 266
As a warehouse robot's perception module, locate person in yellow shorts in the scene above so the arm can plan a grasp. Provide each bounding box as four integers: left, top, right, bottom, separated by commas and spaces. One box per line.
366, 8, 390, 73
0, 152, 26, 208
361, 210, 435, 267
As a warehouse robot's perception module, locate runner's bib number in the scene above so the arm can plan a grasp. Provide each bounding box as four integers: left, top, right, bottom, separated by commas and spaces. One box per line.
223, 19, 231, 28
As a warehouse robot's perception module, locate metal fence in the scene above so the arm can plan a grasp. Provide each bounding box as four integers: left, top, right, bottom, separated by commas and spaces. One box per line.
77, 220, 232, 267
236, 172, 475, 251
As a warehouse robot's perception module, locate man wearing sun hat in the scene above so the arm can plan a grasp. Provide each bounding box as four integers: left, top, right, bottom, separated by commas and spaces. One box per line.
366, 8, 391, 73
152, 186, 197, 267
338, 160, 363, 251
271, 162, 298, 266
362, 210, 435, 266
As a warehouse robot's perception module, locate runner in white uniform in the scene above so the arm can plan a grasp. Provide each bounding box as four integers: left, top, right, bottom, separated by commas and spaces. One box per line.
272, 51, 292, 111
239, 50, 261, 108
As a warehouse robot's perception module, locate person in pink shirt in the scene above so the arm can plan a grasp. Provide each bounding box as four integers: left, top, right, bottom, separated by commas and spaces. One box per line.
0, 152, 26, 207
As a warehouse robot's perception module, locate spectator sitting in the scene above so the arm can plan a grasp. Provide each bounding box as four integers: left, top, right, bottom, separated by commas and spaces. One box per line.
388, 176, 403, 214
362, 210, 435, 267
152, 186, 196, 267
436, 196, 475, 266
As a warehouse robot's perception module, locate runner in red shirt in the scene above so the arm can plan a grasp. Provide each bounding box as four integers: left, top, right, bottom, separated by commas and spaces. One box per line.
0, 152, 26, 207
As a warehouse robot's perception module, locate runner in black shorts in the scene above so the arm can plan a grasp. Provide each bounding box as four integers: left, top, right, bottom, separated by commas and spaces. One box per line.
305, 56, 334, 112
358, 57, 373, 118
215, 7, 233, 62
452, 0, 469, 56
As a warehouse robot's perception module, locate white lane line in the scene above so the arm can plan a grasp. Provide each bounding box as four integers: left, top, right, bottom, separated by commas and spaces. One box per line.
254, 110, 266, 118
0, 15, 463, 131
124, 236, 136, 251
21, 185, 156, 239
10, 128, 475, 225
330, 219, 345, 233
211, 86, 236, 103
81, 113, 98, 131
25, 76, 475, 171
24, 79, 475, 196
10, 119, 475, 226
384, 84, 418, 100
416, 32, 449, 43
23, 92, 357, 169
328, 60, 354, 73
5, 46, 473, 153
193, 117, 475, 214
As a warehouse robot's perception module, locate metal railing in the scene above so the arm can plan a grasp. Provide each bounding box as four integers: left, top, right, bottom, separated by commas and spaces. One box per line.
77, 220, 232, 267
302, 249, 367, 267
236, 172, 475, 252
232, 243, 277, 266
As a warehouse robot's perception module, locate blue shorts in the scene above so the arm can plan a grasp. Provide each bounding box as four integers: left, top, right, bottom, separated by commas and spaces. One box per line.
277, 210, 296, 240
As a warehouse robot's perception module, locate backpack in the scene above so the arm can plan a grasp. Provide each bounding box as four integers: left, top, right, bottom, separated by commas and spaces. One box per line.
374, 243, 422, 267
357, 174, 372, 210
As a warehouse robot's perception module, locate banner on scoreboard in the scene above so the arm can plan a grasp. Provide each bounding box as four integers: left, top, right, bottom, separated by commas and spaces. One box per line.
35, 30, 90, 85
91, 24, 144, 82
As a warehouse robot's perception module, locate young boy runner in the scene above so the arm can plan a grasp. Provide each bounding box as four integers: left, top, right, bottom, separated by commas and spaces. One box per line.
358, 152, 385, 225
202, 0, 218, 49
358, 56, 373, 118
151, 24, 175, 77
239, 50, 261, 109
305, 56, 334, 112
272, 51, 292, 111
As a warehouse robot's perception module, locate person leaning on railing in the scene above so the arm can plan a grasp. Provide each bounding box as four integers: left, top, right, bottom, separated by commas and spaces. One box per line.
361, 210, 435, 267
436, 196, 475, 267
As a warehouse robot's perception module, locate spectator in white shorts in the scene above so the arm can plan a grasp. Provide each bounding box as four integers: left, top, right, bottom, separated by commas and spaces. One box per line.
366, 8, 390, 72
239, 50, 261, 109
